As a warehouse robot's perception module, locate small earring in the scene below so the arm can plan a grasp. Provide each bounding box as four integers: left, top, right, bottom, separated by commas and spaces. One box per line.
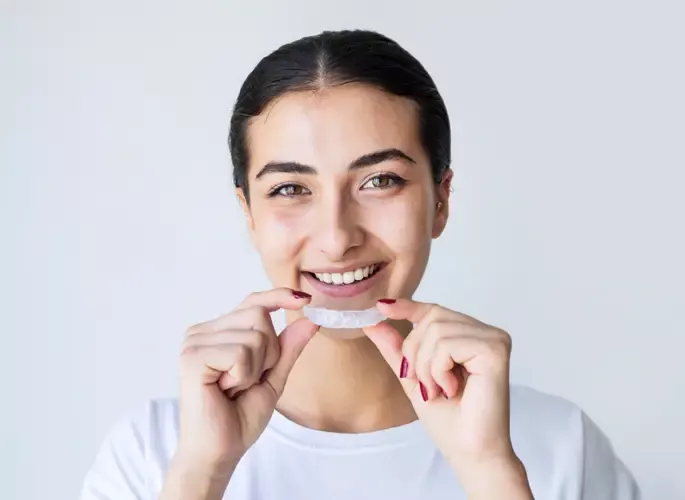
436, 202, 443, 210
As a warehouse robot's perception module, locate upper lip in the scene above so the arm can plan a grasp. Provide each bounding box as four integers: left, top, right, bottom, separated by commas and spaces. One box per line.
303, 262, 385, 274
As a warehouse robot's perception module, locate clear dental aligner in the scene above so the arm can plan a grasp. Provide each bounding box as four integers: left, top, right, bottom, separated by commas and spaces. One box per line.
302, 306, 386, 329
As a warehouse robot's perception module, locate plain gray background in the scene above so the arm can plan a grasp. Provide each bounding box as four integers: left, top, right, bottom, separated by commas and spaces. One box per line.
2, 1, 684, 499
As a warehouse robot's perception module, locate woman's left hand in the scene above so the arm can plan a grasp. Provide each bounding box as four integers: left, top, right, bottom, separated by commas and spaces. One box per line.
364, 298, 533, 499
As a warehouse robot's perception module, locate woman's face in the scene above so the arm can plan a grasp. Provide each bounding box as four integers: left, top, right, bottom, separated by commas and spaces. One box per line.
239, 84, 451, 313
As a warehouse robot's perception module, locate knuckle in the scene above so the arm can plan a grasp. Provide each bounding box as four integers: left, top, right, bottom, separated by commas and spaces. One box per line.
180, 343, 199, 358
253, 330, 268, 349
501, 329, 512, 348
236, 291, 263, 309
234, 343, 251, 363
250, 304, 270, 319
423, 303, 441, 321
247, 291, 263, 301
401, 337, 417, 359
185, 323, 205, 336
415, 359, 433, 381
424, 320, 445, 341
489, 335, 512, 359
494, 327, 512, 349
243, 328, 268, 352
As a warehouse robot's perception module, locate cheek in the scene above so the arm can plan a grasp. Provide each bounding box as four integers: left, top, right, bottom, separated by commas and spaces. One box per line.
253, 208, 306, 272
369, 193, 433, 255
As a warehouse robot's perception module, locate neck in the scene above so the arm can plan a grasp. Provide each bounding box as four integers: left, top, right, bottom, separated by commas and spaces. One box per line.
276, 317, 416, 433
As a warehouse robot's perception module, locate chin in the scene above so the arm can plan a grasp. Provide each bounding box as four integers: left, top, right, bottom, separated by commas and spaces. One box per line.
317, 326, 370, 341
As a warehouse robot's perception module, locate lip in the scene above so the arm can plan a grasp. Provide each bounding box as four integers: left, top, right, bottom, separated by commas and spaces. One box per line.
303, 263, 387, 299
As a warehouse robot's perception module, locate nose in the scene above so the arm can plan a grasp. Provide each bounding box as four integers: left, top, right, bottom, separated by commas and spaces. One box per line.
311, 194, 364, 261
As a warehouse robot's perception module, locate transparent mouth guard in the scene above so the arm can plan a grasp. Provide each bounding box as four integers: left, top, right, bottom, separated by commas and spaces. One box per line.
302, 306, 386, 329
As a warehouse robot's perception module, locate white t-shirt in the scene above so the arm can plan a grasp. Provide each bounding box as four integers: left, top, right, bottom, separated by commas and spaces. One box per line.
79, 385, 641, 499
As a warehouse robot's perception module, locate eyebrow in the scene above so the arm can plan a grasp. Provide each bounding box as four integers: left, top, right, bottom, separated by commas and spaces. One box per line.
254, 148, 416, 180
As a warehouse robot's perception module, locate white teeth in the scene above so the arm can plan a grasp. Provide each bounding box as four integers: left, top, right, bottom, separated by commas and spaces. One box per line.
315, 272, 333, 283
313, 264, 381, 285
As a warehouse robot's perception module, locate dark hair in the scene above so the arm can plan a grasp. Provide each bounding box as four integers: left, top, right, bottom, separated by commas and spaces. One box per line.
229, 29, 451, 202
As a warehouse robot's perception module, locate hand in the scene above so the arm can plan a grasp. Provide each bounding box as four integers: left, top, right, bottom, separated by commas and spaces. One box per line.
364, 299, 533, 498
174, 288, 318, 472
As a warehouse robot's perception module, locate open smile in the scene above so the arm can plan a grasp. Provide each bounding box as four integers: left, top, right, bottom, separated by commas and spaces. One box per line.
302, 262, 387, 298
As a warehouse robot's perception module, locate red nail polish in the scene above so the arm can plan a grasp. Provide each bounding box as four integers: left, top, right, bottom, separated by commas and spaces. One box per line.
399, 357, 408, 378
441, 388, 449, 399
378, 298, 396, 304
420, 382, 428, 401
292, 290, 312, 299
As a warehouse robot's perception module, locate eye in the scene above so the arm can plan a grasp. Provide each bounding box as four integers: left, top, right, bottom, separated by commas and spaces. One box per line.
360, 173, 406, 190
267, 183, 311, 198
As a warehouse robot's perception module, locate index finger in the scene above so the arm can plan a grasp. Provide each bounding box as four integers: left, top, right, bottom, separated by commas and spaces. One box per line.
236, 287, 312, 313
375, 298, 436, 324
375, 298, 482, 326
186, 288, 311, 336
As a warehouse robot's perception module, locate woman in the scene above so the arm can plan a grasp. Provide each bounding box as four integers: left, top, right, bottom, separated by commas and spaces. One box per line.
80, 30, 640, 499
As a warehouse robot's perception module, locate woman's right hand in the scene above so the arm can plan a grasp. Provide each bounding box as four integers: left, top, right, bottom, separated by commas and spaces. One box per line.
171, 288, 318, 476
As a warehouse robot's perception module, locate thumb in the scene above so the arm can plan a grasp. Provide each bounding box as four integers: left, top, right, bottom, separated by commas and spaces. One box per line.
266, 317, 319, 395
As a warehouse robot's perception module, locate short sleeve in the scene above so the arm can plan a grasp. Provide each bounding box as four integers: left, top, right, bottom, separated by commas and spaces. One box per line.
79, 409, 149, 500
580, 412, 642, 500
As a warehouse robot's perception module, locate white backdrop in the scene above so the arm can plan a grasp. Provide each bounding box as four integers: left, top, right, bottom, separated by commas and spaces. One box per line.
2, 1, 684, 499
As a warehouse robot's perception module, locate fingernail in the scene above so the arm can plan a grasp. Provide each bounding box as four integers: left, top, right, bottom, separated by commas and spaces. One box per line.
419, 382, 428, 402
378, 298, 396, 304
259, 370, 269, 384
292, 290, 312, 299
399, 357, 408, 378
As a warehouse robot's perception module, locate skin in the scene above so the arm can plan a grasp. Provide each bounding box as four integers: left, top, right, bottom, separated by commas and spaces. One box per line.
160, 84, 533, 500
243, 83, 441, 315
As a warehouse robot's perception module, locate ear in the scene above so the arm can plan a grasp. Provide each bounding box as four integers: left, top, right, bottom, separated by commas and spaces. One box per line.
236, 188, 256, 239
431, 168, 453, 239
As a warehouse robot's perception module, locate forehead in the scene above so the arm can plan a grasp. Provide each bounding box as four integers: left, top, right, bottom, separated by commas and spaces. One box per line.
246, 84, 423, 175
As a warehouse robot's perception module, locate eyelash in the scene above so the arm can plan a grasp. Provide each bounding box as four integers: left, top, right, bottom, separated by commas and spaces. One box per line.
266, 173, 407, 198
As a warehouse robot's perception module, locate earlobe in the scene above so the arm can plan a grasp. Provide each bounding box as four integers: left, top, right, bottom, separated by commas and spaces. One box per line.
431, 201, 449, 238
432, 168, 453, 239
236, 188, 255, 233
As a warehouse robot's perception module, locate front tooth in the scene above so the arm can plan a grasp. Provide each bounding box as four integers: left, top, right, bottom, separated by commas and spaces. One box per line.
331, 273, 344, 284
343, 271, 355, 284
315, 273, 325, 281
354, 268, 364, 281
363, 266, 370, 277
322, 272, 332, 283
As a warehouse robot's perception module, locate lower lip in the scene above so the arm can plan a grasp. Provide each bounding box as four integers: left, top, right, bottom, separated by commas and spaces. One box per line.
303, 266, 386, 299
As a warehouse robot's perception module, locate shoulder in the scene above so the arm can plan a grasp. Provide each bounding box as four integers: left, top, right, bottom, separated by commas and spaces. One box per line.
509, 384, 622, 452
509, 385, 642, 499
100, 398, 180, 456
509, 385, 585, 464
79, 399, 180, 500
510, 384, 583, 431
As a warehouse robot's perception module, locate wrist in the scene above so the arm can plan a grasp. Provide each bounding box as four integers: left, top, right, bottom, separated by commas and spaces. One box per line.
452, 454, 533, 500
160, 452, 238, 500
173, 449, 240, 479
